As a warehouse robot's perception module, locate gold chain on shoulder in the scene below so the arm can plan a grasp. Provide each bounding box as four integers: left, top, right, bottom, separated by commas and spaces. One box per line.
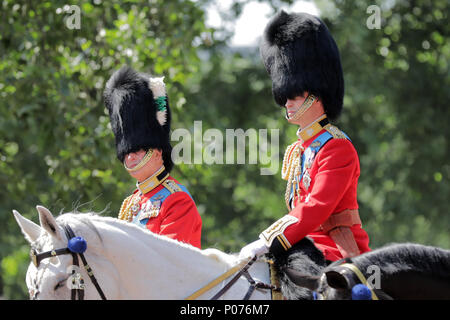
282, 142, 303, 211
281, 142, 300, 180
118, 195, 131, 220
282, 124, 345, 212
118, 194, 138, 222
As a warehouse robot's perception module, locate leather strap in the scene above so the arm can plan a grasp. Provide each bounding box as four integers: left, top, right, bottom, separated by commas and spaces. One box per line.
63, 226, 85, 300
64, 225, 107, 300
210, 257, 257, 300
314, 209, 362, 258
185, 258, 253, 300
339, 263, 379, 300
186, 256, 278, 300
269, 262, 284, 300
315, 209, 361, 233
329, 227, 361, 258
30, 247, 71, 267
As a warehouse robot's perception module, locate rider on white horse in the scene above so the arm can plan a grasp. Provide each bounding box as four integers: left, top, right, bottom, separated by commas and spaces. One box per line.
103, 66, 202, 248
13, 207, 272, 299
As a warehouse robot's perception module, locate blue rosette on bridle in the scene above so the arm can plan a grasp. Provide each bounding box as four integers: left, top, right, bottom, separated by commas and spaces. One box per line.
351, 284, 373, 300
68, 236, 87, 254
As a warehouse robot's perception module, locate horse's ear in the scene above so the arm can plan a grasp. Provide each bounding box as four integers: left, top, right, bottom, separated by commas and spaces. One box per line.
12, 210, 42, 243
283, 267, 320, 291
37, 206, 63, 241
325, 270, 351, 289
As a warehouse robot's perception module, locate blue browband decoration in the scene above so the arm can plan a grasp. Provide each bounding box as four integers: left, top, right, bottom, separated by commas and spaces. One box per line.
351, 284, 373, 300
68, 236, 88, 254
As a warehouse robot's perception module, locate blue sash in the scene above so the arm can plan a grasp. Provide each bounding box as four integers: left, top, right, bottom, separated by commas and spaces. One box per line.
131, 182, 192, 229
288, 131, 351, 206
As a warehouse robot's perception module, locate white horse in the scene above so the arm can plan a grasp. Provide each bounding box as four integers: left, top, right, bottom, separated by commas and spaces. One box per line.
13, 206, 272, 300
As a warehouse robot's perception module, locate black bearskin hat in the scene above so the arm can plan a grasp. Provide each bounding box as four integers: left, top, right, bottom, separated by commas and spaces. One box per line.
103, 66, 173, 172
260, 11, 344, 120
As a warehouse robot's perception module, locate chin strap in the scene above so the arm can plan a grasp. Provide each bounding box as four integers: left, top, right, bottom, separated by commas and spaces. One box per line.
124, 149, 154, 172
285, 94, 318, 122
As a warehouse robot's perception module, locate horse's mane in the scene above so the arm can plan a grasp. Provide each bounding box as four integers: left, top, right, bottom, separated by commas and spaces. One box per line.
352, 243, 450, 279
272, 237, 327, 300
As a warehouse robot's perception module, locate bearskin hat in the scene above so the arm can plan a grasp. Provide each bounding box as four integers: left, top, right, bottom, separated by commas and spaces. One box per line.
260, 11, 344, 120
103, 66, 173, 172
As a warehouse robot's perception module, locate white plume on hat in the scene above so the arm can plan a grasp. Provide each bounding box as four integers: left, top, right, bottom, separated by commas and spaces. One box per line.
148, 76, 167, 126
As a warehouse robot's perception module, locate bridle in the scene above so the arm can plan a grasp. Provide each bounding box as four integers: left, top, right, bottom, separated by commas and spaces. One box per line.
314, 257, 393, 300
29, 224, 107, 300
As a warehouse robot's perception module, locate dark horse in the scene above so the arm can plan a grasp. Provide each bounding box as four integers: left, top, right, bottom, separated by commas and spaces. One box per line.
271, 237, 327, 300
275, 239, 450, 300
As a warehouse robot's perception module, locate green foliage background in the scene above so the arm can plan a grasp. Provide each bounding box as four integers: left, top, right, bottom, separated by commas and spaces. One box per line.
0, 0, 448, 299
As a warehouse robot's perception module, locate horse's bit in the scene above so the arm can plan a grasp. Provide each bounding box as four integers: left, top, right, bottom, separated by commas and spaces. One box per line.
29, 224, 107, 300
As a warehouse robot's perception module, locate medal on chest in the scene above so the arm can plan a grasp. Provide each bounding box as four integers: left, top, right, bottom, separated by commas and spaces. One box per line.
130, 194, 142, 216
138, 198, 162, 221
302, 147, 316, 190
303, 146, 316, 170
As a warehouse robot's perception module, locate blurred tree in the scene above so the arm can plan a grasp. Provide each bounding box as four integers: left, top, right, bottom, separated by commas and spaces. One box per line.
315, 0, 449, 248
0, 0, 448, 299
183, 0, 450, 252
179, 48, 291, 250
0, 0, 214, 299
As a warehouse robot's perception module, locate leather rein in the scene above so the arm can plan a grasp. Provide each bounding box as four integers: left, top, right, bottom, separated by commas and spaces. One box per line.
29, 224, 106, 300
186, 256, 280, 300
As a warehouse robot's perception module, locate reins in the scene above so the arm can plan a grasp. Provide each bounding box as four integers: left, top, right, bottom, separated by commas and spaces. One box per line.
185, 256, 280, 300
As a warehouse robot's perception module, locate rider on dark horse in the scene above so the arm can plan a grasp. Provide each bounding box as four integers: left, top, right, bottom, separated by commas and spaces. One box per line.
239, 11, 371, 264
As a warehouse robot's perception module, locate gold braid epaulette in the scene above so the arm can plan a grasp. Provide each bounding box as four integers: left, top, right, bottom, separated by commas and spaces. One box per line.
118, 194, 134, 221
162, 179, 181, 194
324, 124, 347, 139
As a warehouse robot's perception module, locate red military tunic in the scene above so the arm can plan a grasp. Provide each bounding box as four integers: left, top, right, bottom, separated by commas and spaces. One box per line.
119, 176, 202, 249
260, 120, 370, 261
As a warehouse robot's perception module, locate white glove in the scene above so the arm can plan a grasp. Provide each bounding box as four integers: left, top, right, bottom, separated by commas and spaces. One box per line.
238, 239, 269, 261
